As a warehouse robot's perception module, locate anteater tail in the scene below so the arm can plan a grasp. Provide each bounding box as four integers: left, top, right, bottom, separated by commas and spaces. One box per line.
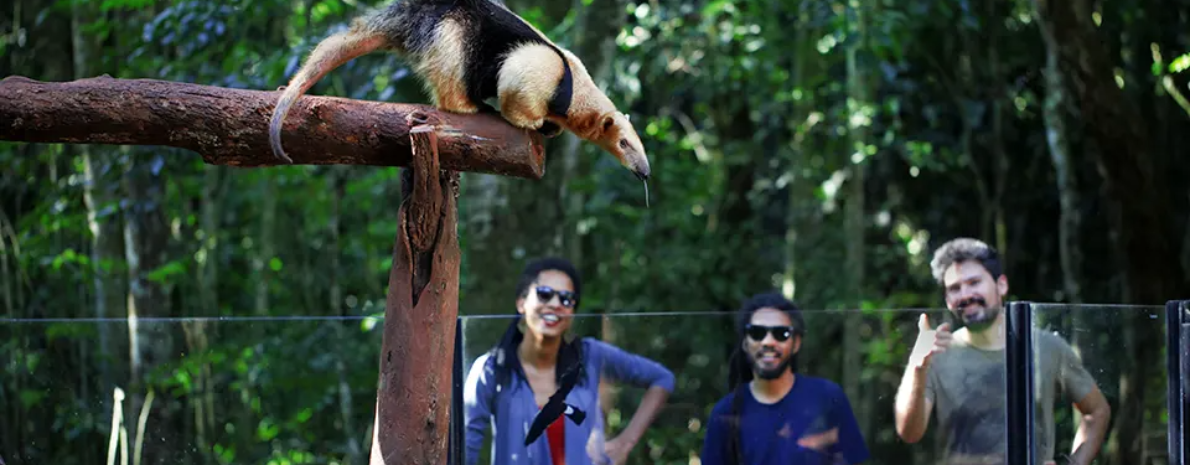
269, 23, 391, 163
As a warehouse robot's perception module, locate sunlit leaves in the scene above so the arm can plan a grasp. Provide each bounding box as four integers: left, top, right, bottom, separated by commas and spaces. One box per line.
257, 418, 280, 441
701, 0, 737, 18
266, 450, 316, 465
1171, 53, 1190, 74
50, 248, 88, 270
310, 0, 347, 23
214, 444, 237, 464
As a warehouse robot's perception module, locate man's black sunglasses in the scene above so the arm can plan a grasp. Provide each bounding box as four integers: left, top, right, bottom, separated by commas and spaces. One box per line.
535, 286, 576, 308
745, 324, 796, 342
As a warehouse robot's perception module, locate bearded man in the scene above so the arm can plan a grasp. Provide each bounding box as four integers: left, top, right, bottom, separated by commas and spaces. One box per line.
700, 292, 870, 465
894, 238, 1111, 465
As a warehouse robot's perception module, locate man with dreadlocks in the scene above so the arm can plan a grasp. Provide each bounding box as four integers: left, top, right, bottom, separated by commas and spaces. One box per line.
700, 292, 870, 465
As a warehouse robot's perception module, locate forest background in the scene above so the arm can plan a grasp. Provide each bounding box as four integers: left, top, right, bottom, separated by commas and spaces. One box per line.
1, 0, 1188, 463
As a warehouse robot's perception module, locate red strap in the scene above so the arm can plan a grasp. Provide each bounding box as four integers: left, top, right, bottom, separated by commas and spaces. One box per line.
539, 404, 566, 465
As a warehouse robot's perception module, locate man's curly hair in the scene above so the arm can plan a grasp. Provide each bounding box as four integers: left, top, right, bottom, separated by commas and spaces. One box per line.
929, 237, 1003, 285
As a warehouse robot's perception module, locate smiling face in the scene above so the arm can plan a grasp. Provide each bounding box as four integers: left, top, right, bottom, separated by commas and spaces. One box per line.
743, 308, 802, 380
517, 269, 577, 339
941, 259, 1008, 332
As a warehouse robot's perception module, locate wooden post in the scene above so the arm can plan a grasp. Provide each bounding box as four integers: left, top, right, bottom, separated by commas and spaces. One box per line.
370, 120, 462, 465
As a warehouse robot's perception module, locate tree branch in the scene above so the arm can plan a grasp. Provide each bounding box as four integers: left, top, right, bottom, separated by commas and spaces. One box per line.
0, 75, 547, 179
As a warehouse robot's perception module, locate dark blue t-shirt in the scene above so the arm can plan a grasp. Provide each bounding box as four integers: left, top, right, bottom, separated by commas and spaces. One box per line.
700, 375, 870, 465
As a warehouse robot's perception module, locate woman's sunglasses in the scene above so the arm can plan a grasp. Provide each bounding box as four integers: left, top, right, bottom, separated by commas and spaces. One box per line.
535, 286, 576, 308
745, 324, 795, 342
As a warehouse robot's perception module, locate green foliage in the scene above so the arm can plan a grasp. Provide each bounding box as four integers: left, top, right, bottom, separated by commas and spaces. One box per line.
0, 0, 1186, 463
1171, 53, 1190, 73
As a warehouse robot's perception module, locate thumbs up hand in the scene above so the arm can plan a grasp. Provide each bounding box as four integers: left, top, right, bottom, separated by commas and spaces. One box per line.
909, 313, 952, 370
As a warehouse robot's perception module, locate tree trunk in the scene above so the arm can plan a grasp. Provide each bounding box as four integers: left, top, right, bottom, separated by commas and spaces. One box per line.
122, 149, 174, 465
0, 212, 12, 459
73, 0, 127, 418
843, 0, 869, 437
1040, 36, 1082, 306
1034, 0, 1094, 443
1034, 0, 1183, 462
254, 175, 276, 316
1033, 0, 1180, 301
329, 169, 364, 463
782, 0, 816, 303
0, 215, 10, 318
185, 162, 223, 461
984, 0, 1010, 268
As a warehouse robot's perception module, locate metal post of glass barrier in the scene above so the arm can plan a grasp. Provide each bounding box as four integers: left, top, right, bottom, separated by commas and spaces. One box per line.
1184, 300, 1190, 465
1005, 301, 1035, 465
1170, 300, 1189, 465
449, 316, 464, 465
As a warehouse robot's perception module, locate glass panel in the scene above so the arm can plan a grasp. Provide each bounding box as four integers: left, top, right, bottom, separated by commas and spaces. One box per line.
459, 307, 1006, 465
0, 316, 383, 464
1030, 303, 1169, 465
1181, 301, 1190, 463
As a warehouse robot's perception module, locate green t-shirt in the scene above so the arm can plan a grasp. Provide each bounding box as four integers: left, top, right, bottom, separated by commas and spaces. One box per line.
924, 328, 1099, 465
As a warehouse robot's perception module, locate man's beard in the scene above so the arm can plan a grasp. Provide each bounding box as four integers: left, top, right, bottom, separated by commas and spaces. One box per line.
956, 296, 1001, 332
749, 349, 794, 380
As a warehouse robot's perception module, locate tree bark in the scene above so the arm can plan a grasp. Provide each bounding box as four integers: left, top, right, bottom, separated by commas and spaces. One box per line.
1032, 0, 1180, 303
121, 149, 174, 465
0, 76, 547, 178
71, 0, 125, 420
1034, 0, 1183, 462
370, 126, 460, 465
1040, 38, 1082, 305
843, 0, 870, 438
783, 0, 816, 302
253, 176, 276, 316
328, 169, 364, 464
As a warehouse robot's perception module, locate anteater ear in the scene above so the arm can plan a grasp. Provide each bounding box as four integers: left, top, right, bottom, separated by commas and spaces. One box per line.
601, 115, 615, 133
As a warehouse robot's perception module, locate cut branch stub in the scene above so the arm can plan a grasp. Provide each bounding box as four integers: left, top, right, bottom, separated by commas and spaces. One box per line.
408, 124, 444, 255
0, 75, 547, 178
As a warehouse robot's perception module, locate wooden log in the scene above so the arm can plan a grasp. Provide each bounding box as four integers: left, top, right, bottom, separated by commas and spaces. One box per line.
0, 75, 547, 179
370, 124, 460, 465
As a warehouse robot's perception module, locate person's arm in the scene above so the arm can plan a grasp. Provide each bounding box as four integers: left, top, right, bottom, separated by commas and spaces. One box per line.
463, 354, 496, 465
609, 385, 669, 456
699, 400, 732, 465
895, 314, 948, 443
1067, 388, 1110, 465
587, 339, 675, 462
1053, 336, 1110, 465
894, 365, 933, 443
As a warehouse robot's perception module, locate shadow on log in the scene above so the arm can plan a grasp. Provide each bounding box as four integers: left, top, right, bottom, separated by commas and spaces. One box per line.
370, 121, 461, 465
0, 75, 546, 179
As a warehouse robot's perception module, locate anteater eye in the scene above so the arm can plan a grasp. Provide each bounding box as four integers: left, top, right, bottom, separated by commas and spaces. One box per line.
618, 139, 630, 150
